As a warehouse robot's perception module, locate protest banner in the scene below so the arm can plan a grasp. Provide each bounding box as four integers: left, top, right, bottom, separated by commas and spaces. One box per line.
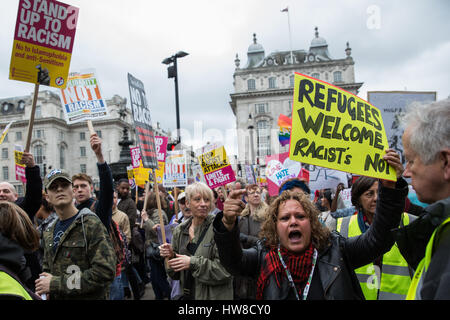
155, 136, 168, 184
128, 73, 158, 169
0, 121, 15, 145
244, 165, 256, 185
192, 164, 206, 184
129, 146, 150, 187
340, 188, 352, 208
289, 73, 396, 181
126, 165, 136, 190
59, 69, 109, 128
265, 152, 309, 196
307, 165, 348, 192
163, 150, 188, 188
9, 0, 79, 88
197, 143, 236, 191
14, 145, 26, 183
367, 91, 436, 167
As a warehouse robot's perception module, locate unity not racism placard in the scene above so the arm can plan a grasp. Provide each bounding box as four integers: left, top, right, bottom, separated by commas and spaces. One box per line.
9, 0, 79, 88
59, 69, 109, 124
289, 73, 396, 181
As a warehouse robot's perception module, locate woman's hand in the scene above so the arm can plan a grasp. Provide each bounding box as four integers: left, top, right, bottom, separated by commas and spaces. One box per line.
222, 189, 246, 231
159, 243, 174, 259
381, 149, 404, 188
141, 210, 149, 223
168, 254, 191, 272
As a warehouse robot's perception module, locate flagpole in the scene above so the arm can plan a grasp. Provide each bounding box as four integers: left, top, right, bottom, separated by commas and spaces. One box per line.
282, 6, 294, 64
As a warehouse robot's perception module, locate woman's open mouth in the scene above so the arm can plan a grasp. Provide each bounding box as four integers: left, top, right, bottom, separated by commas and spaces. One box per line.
288, 230, 302, 243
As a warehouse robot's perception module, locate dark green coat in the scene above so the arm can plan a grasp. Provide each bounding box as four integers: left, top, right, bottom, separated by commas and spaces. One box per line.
42, 208, 116, 300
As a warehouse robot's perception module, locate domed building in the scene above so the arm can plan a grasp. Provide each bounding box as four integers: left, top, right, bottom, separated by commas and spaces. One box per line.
230, 27, 363, 174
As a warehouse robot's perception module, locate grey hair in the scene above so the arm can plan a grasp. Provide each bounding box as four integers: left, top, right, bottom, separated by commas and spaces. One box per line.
185, 182, 213, 211
401, 98, 450, 164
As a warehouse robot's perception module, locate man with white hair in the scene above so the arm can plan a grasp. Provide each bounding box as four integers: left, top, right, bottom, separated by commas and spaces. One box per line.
394, 98, 450, 299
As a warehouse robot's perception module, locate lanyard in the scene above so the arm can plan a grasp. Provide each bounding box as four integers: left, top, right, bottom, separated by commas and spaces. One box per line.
277, 244, 318, 300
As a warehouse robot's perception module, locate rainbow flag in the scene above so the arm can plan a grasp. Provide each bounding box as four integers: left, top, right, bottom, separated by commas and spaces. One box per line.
278, 114, 292, 146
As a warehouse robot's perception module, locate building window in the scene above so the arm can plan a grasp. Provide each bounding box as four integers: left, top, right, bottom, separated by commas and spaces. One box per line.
247, 79, 256, 91
15, 131, 22, 141
60, 146, 66, 169
34, 145, 43, 176
96, 130, 102, 138
268, 77, 277, 89
255, 103, 268, 114
2, 166, 8, 180
80, 132, 86, 141
80, 146, 86, 157
59, 131, 64, 141
257, 120, 271, 157
1, 148, 8, 159
35, 105, 42, 118
80, 164, 87, 173
334, 71, 342, 83
312, 73, 320, 80
33, 129, 44, 139
289, 75, 295, 87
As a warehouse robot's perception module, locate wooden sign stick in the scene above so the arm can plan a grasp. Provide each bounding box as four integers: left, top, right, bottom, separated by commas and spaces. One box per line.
173, 187, 179, 217
153, 168, 169, 267
87, 120, 96, 136
25, 84, 39, 152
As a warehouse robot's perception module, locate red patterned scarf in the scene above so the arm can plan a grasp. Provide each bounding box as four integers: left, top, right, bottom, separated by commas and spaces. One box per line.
256, 243, 315, 300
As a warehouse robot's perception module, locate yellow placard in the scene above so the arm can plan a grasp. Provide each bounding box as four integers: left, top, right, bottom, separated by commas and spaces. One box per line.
10, 40, 72, 88
198, 146, 229, 175
155, 161, 165, 184
289, 73, 396, 181
133, 160, 150, 186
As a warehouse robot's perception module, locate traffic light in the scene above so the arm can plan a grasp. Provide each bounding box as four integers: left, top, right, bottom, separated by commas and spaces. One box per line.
167, 142, 176, 151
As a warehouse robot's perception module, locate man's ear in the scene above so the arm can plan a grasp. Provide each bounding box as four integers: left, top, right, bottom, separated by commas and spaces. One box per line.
441, 149, 450, 181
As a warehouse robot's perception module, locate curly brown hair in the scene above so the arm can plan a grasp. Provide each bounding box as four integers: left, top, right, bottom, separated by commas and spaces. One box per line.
259, 190, 330, 251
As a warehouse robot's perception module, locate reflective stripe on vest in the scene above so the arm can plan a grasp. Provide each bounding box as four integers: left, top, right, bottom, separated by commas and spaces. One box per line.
0, 272, 32, 300
406, 217, 450, 300
337, 213, 413, 300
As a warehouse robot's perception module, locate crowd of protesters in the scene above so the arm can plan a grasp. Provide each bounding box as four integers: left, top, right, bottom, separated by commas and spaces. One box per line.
0, 98, 449, 300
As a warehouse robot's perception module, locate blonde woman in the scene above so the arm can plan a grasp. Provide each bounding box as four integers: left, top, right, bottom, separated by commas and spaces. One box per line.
159, 182, 233, 300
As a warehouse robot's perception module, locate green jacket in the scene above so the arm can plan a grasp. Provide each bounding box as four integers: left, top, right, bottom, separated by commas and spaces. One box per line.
42, 208, 116, 300
167, 214, 233, 300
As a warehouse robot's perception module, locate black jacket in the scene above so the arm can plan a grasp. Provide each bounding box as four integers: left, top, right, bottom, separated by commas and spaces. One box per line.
393, 196, 450, 299
15, 165, 42, 291
214, 178, 408, 300
0, 233, 40, 299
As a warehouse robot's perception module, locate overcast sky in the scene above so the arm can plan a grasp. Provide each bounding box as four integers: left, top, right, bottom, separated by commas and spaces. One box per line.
1, 0, 449, 157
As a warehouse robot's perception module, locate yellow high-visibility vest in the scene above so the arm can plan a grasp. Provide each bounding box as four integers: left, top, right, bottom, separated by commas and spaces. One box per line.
0, 271, 33, 300
337, 212, 413, 300
406, 217, 450, 300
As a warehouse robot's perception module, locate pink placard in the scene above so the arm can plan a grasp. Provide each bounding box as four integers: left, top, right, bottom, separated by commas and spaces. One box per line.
155, 136, 168, 162
265, 152, 309, 196
204, 165, 236, 190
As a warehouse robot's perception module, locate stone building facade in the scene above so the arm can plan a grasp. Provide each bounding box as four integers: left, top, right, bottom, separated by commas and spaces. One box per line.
230, 27, 364, 173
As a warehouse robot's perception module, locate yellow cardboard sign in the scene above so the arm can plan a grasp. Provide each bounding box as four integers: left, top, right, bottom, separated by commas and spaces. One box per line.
155, 161, 165, 184
198, 146, 229, 175
133, 160, 150, 186
289, 73, 396, 181
9, 0, 79, 88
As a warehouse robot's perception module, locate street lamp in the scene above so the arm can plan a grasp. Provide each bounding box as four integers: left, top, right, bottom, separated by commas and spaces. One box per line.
162, 51, 189, 145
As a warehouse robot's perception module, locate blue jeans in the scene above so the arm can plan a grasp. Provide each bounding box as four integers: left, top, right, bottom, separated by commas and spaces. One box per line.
109, 274, 124, 300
